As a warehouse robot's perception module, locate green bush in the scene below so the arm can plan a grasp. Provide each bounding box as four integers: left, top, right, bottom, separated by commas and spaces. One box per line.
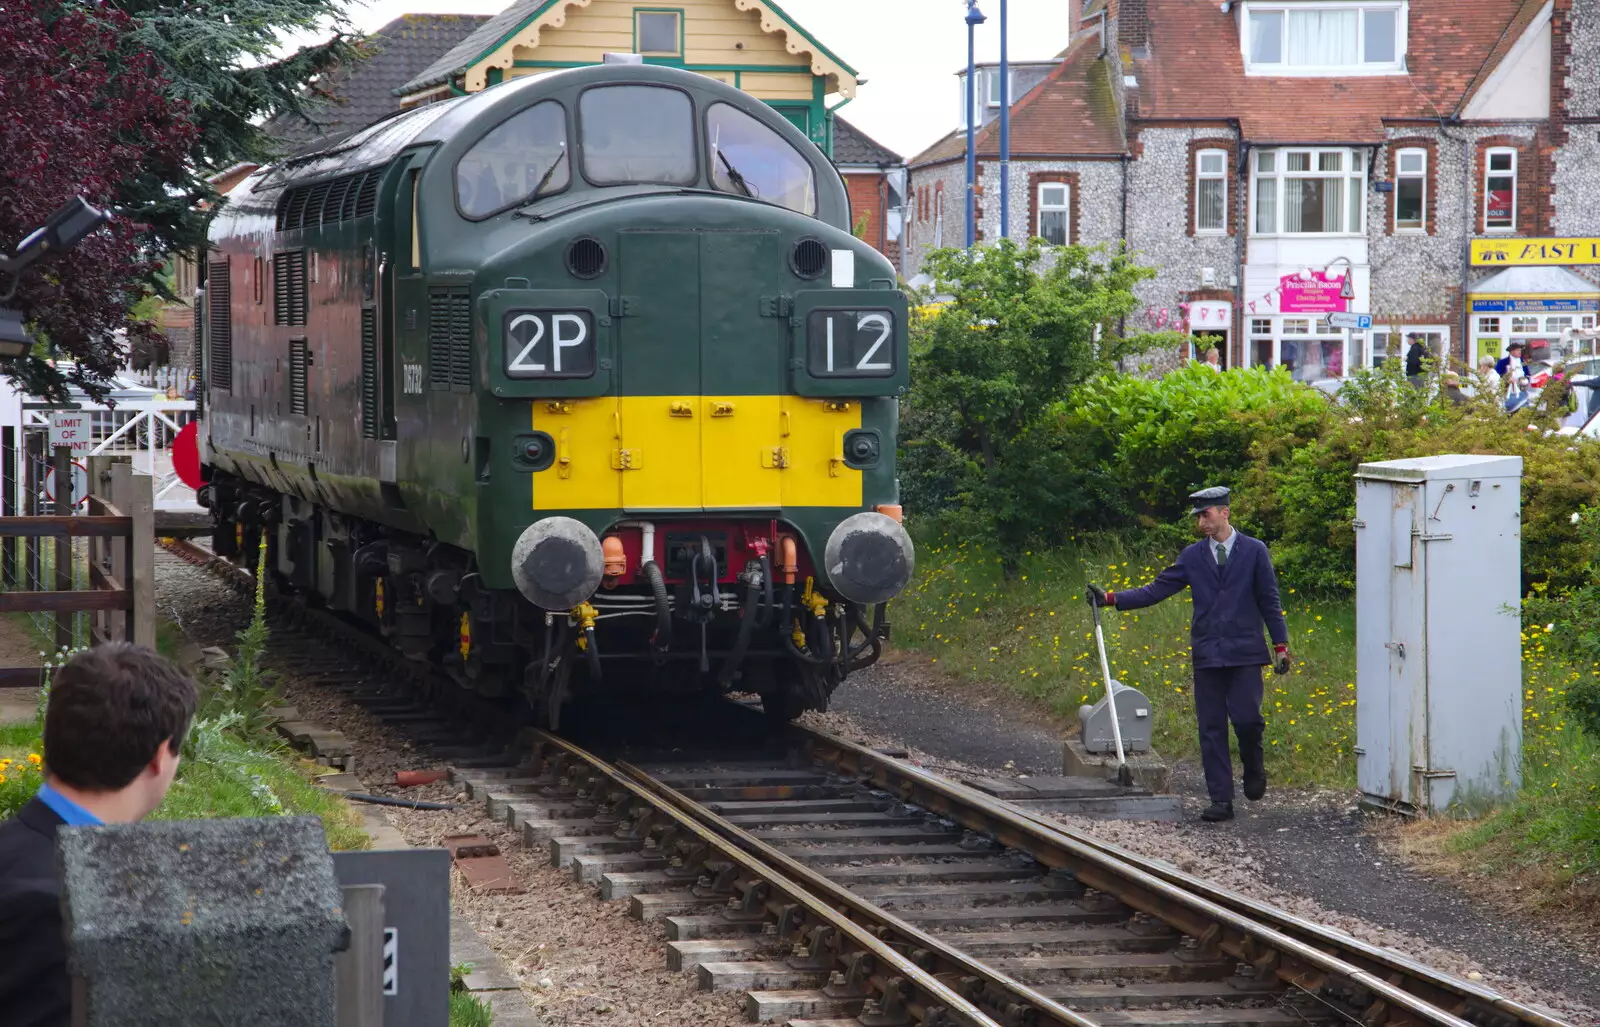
905, 346, 1600, 597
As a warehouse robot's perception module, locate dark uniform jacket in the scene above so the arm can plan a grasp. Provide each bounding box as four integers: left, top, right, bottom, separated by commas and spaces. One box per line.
0, 797, 70, 1027
1113, 532, 1290, 669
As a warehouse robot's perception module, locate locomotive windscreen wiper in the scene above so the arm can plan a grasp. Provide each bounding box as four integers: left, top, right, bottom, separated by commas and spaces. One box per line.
531, 148, 568, 199
716, 149, 754, 198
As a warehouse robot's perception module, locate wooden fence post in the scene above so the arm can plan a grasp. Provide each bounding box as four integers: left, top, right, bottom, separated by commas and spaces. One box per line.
86, 457, 109, 645
3, 425, 16, 589
127, 468, 154, 650
53, 445, 72, 652
25, 432, 41, 595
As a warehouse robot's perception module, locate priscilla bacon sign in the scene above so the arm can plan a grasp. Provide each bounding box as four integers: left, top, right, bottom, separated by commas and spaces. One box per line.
1277, 270, 1350, 314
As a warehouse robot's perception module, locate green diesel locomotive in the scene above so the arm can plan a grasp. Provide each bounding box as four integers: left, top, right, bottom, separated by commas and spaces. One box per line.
198, 62, 914, 726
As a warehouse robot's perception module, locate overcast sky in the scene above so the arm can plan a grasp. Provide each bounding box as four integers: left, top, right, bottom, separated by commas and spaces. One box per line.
323, 0, 1077, 159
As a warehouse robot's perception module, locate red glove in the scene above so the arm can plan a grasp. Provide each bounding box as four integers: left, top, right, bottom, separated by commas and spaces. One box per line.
1273, 644, 1291, 675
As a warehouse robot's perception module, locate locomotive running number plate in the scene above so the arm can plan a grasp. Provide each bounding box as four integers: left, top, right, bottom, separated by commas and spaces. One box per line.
805, 309, 897, 378
503, 309, 597, 378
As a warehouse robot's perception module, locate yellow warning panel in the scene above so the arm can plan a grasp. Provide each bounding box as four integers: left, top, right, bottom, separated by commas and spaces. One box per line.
703, 395, 782, 510
619, 394, 701, 511
531, 397, 622, 511
780, 397, 862, 509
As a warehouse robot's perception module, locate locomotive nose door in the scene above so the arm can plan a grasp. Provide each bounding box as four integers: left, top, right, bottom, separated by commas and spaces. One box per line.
699, 230, 784, 510
616, 229, 784, 512
618, 230, 702, 511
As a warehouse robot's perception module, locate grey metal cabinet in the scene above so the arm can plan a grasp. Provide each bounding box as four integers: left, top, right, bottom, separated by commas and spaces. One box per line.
1354, 454, 1523, 813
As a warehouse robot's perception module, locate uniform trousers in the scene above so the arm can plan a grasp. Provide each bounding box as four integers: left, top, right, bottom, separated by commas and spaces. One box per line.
1192, 664, 1265, 803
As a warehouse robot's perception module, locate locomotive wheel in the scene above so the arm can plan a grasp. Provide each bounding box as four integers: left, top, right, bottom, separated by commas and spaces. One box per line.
753, 660, 812, 725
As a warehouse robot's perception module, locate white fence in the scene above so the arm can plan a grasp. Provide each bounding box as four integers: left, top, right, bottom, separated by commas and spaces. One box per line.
23, 398, 200, 509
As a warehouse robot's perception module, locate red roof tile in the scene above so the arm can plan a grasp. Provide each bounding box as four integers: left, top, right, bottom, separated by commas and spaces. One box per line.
1133, 0, 1527, 142
908, 35, 1125, 167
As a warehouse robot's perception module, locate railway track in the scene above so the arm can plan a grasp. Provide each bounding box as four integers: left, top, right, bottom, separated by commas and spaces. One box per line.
158, 536, 1572, 1027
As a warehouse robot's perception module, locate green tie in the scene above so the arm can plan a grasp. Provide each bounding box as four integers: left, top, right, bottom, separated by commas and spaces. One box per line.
1216, 541, 1228, 568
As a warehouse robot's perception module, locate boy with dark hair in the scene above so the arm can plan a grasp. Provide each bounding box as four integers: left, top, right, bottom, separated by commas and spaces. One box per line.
0, 643, 199, 1027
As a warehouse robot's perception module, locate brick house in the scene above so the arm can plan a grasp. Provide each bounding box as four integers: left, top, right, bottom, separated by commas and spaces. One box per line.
833, 117, 906, 267
906, 0, 1600, 379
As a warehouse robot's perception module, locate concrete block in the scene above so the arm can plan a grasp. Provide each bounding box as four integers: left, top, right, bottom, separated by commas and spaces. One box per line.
1062, 738, 1172, 794
58, 816, 348, 1027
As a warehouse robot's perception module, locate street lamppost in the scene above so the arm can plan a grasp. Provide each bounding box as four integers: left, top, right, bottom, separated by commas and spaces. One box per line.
0, 197, 112, 359
1325, 256, 1358, 373
998, 0, 1010, 240
965, 0, 986, 249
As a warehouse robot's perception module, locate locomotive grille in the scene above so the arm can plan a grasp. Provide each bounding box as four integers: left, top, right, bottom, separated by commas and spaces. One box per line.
360, 308, 380, 439
289, 338, 310, 416
566, 237, 607, 279
354, 171, 380, 219
274, 250, 307, 326
427, 287, 472, 392
207, 257, 232, 392
276, 166, 387, 230
791, 238, 828, 279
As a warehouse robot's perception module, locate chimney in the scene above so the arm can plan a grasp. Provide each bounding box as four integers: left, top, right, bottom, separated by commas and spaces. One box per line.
1068, 0, 1083, 37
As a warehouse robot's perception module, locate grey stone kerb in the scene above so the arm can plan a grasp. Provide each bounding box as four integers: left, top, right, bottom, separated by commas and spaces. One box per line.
58, 816, 349, 1027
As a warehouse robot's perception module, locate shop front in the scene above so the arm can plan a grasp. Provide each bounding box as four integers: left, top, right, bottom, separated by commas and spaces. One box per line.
1241, 262, 1369, 382
1467, 266, 1600, 368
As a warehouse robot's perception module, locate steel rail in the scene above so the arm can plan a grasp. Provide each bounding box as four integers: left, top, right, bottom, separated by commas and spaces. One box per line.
525, 730, 1004, 1027
616, 758, 1107, 1027
790, 722, 1482, 1027
788, 719, 1570, 1027
1003, 807, 1572, 1027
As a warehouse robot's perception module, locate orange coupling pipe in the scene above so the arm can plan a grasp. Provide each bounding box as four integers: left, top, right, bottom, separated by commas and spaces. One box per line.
875, 504, 903, 522
602, 535, 626, 583
779, 536, 799, 585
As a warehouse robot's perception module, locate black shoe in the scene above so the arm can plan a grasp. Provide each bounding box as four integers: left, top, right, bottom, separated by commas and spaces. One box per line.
1243, 769, 1267, 802
1200, 801, 1234, 822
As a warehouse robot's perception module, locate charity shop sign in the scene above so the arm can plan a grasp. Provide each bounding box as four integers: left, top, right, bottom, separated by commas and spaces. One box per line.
1278, 271, 1350, 314
1471, 238, 1600, 266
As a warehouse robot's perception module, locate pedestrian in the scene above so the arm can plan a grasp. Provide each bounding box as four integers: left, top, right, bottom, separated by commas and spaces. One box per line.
1443, 371, 1468, 406
1404, 332, 1428, 385
1086, 487, 1290, 822
1202, 346, 1222, 372
0, 643, 198, 1027
1495, 341, 1530, 411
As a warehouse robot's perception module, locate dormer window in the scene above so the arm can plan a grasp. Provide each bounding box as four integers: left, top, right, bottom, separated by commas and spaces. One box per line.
1243, 2, 1406, 75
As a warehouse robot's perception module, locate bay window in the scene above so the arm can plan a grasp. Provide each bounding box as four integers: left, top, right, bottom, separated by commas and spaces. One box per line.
1251, 148, 1367, 235
1485, 148, 1516, 231
1245, 3, 1406, 73
1196, 150, 1227, 233
1394, 148, 1426, 230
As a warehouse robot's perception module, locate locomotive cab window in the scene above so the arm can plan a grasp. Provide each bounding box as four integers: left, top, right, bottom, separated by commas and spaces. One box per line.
706, 103, 816, 215
579, 85, 696, 186
456, 101, 569, 219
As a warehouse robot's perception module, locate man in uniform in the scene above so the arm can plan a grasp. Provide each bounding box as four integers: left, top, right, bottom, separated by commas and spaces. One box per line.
1087, 487, 1290, 822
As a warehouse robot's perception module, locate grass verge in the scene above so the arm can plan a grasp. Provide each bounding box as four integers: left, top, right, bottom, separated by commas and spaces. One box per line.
893, 533, 1359, 785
